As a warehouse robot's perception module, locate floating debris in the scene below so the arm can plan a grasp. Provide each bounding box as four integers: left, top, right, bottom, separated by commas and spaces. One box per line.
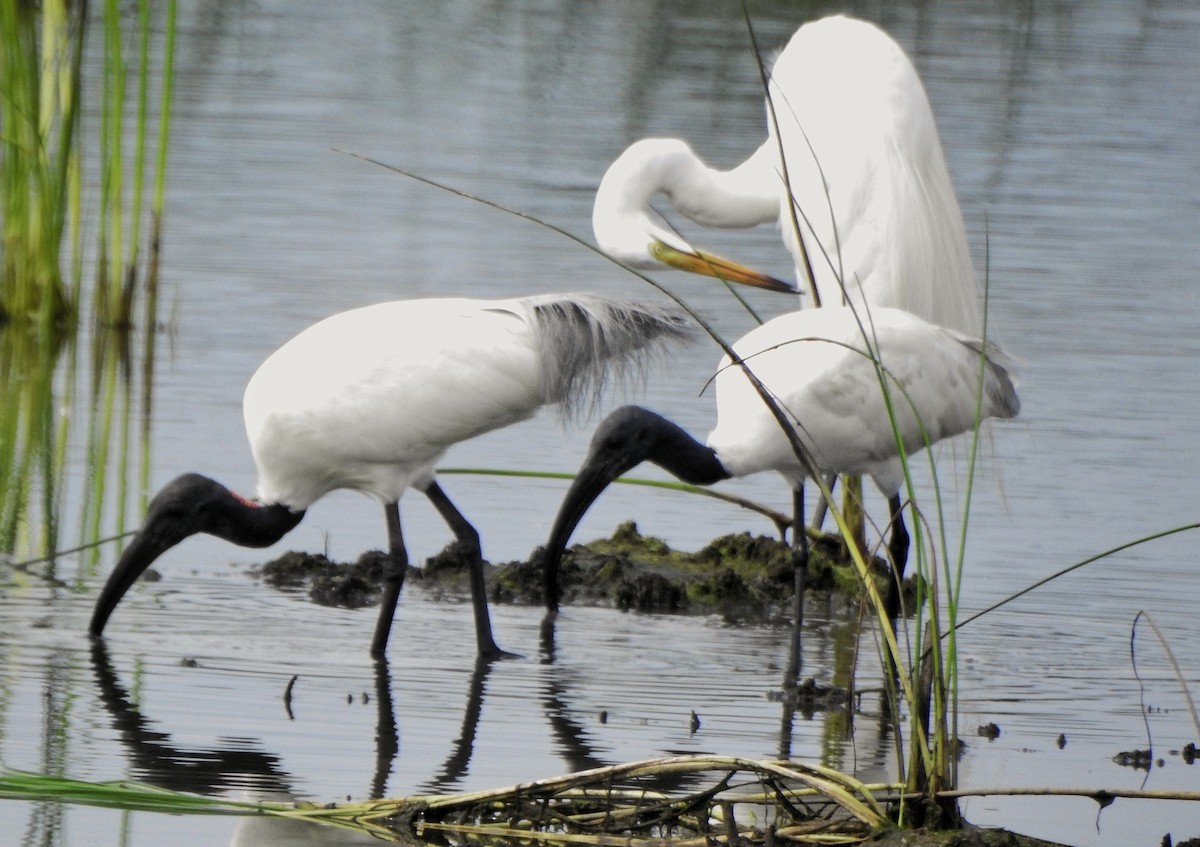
287, 755, 894, 843
1112, 749, 1153, 771
976, 723, 1001, 741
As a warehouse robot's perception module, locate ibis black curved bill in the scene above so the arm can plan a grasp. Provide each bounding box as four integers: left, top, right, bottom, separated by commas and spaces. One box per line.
542, 406, 729, 611
90, 526, 182, 637
90, 473, 302, 638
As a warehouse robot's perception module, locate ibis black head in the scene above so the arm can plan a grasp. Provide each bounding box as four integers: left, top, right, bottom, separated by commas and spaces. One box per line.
542, 406, 728, 611
89, 473, 303, 638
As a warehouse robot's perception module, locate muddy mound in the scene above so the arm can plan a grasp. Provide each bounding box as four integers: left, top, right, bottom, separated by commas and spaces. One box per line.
253, 521, 900, 619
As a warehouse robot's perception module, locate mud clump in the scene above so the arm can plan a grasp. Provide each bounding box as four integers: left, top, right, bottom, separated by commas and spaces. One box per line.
499, 521, 904, 619
868, 826, 1069, 847
254, 550, 395, 609
252, 520, 908, 620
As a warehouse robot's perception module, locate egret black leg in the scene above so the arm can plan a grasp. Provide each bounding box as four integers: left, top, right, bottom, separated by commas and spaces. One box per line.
424, 482, 513, 659
809, 472, 837, 529
371, 502, 408, 658
884, 493, 910, 629
784, 485, 808, 687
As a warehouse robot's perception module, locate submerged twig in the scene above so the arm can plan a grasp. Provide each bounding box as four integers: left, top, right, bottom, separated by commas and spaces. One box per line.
12, 755, 1200, 845
1131, 611, 1200, 742
302, 755, 893, 841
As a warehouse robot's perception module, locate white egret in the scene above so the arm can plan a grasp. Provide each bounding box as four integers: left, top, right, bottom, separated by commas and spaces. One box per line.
593, 14, 985, 582
542, 307, 1018, 661
592, 14, 980, 334
89, 294, 697, 658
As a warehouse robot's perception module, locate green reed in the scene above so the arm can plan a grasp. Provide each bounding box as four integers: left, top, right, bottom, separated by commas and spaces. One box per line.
0, 0, 173, 559
0, 321, 155, 564
0, 0, 82, 322
94, 0, 176, 327
0, 0, 176, 327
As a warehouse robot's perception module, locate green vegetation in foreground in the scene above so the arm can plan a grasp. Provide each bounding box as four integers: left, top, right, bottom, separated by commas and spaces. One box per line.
0, 758, 1086, 846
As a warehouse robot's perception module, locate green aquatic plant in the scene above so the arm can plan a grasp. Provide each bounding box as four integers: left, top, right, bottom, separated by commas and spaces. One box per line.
0, 0, 82, 323
0, 322, 158, 564
0, 0, 176, 327
93, 0, 176, 327
0, 0, 174, 560
438, 467, 792, 536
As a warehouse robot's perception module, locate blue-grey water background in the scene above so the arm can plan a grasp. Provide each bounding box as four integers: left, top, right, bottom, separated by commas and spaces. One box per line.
2, 1, 1200, 844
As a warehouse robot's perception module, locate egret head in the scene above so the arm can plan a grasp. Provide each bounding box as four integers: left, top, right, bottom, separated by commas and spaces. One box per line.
593, 139, 796, 294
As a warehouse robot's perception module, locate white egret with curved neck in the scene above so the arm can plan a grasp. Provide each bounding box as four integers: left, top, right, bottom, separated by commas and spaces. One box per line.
593, 14, 980, 334
89, 294, 697, 659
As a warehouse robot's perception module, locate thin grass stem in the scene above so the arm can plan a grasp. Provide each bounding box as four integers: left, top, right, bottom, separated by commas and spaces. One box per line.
954, 522, 1200, 630
436, 467, 791, 537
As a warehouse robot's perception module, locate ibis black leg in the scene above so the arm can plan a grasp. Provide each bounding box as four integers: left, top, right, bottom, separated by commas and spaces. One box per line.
884, 493, 910, 630
784, 485, 808, 687
424, 482, 513, 659
371, 502, 408, 658
370, 657, 398, 799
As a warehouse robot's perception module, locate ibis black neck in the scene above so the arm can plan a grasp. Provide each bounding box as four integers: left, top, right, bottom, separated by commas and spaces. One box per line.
89, 473, 304, 638
543, 406, 729, 611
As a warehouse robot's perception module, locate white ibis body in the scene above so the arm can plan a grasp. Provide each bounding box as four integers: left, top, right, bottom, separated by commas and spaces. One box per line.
593, 15, 980, 335
542, 306, 1019, 650
90, 294, 693, 658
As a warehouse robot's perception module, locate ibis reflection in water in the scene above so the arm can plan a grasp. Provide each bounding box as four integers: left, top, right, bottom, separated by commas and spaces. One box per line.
88, 294, 711, 657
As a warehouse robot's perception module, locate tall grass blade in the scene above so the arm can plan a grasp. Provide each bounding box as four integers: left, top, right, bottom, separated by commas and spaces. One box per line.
0, 770, 263, 816
0, 0, 82, 323
437, 467, 791, 536
954, 522, 1200, 630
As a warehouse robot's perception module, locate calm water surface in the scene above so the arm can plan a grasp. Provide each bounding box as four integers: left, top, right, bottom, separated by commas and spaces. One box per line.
3, 1, 1200, 845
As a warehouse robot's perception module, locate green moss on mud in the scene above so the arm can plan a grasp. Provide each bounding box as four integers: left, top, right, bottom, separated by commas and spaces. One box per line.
492, 520, 900, 619
253, 520, 905, 620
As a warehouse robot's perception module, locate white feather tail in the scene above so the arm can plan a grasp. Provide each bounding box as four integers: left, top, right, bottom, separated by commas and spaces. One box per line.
526, 294, 694, 419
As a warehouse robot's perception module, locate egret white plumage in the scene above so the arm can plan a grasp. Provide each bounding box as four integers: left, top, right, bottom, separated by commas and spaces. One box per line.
589, 160, 795, 294
592, 15, 980, 334
542, 307, 1018, 659
89, 294, 695, 658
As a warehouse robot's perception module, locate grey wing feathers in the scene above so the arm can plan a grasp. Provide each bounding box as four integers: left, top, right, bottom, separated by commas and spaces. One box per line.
528, 294, 695, 418
954, 334, 1021, 420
